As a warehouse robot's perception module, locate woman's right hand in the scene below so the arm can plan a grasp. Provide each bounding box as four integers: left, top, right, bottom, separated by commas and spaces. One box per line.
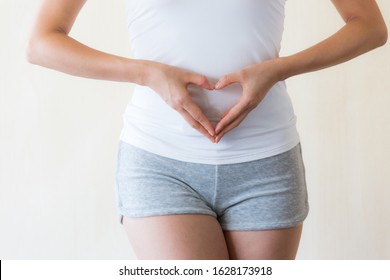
141, 60, 216, 143
26, 0, 216, 143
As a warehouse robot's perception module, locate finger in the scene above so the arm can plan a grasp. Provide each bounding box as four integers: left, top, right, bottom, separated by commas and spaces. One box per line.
215, 72, 241, 90
215, 100, 248, 135
215, 111, 250, 143
182, 99, 215, 137
188, 74, 214, 90
177, 107, 216, 143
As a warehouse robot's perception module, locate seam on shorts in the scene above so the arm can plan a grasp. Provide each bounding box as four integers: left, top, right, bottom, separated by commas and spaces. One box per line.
220, 210, 310, 231
212, 164, 218, 211
119, 208, 218, 219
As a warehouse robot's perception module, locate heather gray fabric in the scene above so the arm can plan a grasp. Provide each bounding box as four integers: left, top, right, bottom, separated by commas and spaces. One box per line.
114, 141, 309, 231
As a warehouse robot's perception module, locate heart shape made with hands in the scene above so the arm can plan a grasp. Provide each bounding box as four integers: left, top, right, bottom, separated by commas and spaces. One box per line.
152, 60, 276, 144
207, 72, 273, 143
207, 76, 246, 144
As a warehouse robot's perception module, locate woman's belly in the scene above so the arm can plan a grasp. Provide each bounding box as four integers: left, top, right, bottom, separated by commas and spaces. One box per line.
129, 81, 294, 137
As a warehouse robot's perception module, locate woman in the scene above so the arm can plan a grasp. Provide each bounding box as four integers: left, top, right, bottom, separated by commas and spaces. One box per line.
27, 0, 387, 260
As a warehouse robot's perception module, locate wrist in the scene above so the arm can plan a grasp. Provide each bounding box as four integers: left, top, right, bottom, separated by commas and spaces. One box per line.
125, 59, 157, 86
138, 60, 153, 86
271, 56, 291, 82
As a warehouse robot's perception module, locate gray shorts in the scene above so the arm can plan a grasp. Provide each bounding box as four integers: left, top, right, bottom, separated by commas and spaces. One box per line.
114, 141, 309, 231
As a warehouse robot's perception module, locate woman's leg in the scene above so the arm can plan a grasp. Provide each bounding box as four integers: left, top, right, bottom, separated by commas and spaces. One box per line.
223, 224, 303, 260
122, 214, 230, 260
217, 144, 308, 260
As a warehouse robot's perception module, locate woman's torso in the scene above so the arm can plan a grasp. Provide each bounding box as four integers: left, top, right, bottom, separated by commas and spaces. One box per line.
120, 0, 300, 164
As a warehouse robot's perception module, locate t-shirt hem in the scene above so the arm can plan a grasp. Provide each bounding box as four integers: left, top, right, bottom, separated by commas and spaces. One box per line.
119, 133, 300, 165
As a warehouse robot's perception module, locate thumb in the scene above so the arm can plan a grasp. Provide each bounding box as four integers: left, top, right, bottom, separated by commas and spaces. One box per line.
188, 74, 214, 90
215, 72, 240, 90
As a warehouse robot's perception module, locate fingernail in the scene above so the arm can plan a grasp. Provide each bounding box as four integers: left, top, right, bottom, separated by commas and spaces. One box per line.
215, 81, 221, 89
208, 130, 215, 137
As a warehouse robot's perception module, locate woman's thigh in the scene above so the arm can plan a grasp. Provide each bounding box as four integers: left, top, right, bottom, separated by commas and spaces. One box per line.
223, 224, 303, 260
122, 214, 230, 260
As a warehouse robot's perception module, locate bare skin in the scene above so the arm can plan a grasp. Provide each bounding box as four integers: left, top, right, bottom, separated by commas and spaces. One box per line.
223, 224, 303, 260
122, 215, 230, 260
27, 0, 387, 259
123, 215, 303, 260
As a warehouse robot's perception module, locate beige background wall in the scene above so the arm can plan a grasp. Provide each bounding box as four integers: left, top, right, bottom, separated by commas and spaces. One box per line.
1, 0, 389, 259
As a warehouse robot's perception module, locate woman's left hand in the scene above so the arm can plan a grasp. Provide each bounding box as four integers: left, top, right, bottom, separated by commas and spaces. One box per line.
213, 59, 282, 143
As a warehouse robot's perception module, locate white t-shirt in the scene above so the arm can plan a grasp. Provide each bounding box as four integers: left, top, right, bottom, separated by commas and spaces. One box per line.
119, 0, 300, 164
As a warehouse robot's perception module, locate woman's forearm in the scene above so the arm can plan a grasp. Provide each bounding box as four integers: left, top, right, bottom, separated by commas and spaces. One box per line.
277, 2, 387, 81
26, 31, 150, 85
26, 0, 152, 85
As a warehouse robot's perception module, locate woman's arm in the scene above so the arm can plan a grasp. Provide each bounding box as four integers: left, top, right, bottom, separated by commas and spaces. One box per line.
26, 0, 217, 142
214, 0, 387, 142
277, 0, 388, 80
26, 0, 147, 84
